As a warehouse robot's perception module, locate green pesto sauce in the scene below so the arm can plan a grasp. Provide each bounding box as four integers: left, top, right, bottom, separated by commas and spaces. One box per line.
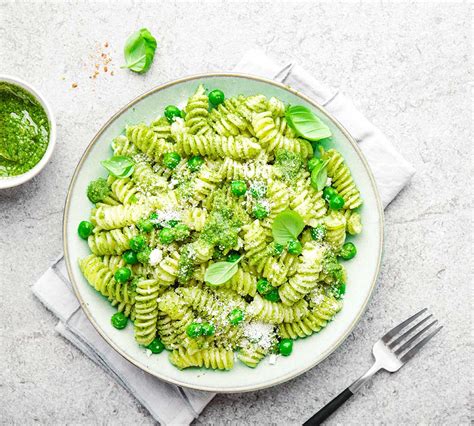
274, 149, 303, 183
0, 82, 50, 177
200, 191, 244, 250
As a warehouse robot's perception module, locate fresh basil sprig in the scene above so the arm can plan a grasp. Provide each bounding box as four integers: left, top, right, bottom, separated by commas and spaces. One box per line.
310, 159, 329, 191
101, 156, 134, 178
204, 256, 243, 286
285, 105, 332, 141
272, 210, 305, 245
122, 28, 157, 74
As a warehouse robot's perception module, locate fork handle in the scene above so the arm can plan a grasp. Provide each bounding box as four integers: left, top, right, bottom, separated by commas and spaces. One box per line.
303, 387, 353, 425
304, 363, 381, 425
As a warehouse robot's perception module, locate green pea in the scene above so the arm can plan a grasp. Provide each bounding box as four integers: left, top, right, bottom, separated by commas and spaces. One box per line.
164, 105, 181, 123
323, 186, 338, 202
264, 287, 280, 302
187, 322, 203, 338
147, 338, 165, 354
337, 283, 346, 297
307, 157, 320, 172
114, 267, 131, 283
163, 152, 181, 169
257, 278, 272, 295
339, 242, 357, 260
78, 221, 94, 240
329, 194, 345, 210
310, 224, 326, 242
129, 235, 146, 252
111, 312, 128, 329
167, 219, 179, 228
231, 180, 247, 197
187, 155, 204, 172
201, 322, 215, 336
136, 247, 151, 264
149, 212, 161, 228
279, 339, 293, 356
273, 243, 285, 256
137, 218, 154, 233
122, 250, 138, 265
208, 89, 225, 106
287, 239, 302, 255
159, 228, 175, 244
253, 203, 269, 220
227, 252, 241, 262
228, 308, 244, 325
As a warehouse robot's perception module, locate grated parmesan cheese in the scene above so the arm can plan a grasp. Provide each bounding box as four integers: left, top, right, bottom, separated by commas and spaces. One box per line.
243, 322, 275, 350
269, 354, 277, 365
149, 248, 163, 266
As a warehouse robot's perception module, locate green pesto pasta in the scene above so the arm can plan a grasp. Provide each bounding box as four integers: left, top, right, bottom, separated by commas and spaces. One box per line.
78, 85, 363, 371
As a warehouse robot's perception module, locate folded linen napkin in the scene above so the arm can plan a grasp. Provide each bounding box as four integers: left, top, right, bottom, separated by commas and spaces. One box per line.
32, 50, 415, 425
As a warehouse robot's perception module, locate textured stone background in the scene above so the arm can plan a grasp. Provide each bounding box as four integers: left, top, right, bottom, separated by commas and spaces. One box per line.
0, 1, 471, 424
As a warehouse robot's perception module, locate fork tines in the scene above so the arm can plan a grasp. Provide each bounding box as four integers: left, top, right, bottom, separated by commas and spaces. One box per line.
382, 308, 442, 363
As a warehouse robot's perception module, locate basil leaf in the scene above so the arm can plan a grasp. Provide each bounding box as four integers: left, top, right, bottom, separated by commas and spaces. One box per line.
285, 105, 332, 141
101, 156, 135, 178
122, 28, 157, 74
272, 210, 305, 245
204, 256, 243, 286
310, 159, 329, 191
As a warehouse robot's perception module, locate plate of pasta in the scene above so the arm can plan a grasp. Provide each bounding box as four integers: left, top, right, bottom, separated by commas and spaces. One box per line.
64, 73, 383, 392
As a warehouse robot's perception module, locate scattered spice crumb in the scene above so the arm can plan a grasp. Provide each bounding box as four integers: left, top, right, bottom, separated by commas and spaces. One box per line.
71, 83, 78, 88
104, 41, 109, 48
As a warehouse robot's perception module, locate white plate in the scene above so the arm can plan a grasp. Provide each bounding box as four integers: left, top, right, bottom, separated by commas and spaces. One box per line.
64, 73, 383, 393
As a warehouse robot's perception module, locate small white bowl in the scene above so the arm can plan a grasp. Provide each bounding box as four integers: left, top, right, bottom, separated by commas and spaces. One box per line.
0, 75, 57, 189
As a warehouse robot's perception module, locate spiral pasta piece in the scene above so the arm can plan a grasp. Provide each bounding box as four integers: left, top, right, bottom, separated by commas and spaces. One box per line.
150, 116, 172, 140
223, 266, 257, 297
289, 176, 327, 225
157, 310, 194, 350
126, 124, 174, 162
267, 96, 286, 117
169, 346, 234, 370
134, 279, 160, 346
181, 208, 208, 232
192, 163, 222, 201
321, 148, 362, 209
184, 84, 212, 135
249, 295, 308, 324
241, 220, 271, 271
279, 242, 326, 306
78, 254, 113, 296
107, 176, 142, 205
261, 252, 298, 287
251, 111, 313, 158
279, 294, 342, 339
88, 227, 138, 255
155, 250, 180, 287
237, 344, 268, 368
101, 255, 126, 272
91, 203, 154, 230
177, 287, 220, 317
218, 158, 274, 181
111, 135, 138, 157
173, 130, 262, 160
344, 210, 362, 235
131, 161, 168, 194
209, 98, 250, 136
324, 211, 347, 251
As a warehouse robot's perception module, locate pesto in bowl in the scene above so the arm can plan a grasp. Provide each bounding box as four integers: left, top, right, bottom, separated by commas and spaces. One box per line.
0, 82, 50, 177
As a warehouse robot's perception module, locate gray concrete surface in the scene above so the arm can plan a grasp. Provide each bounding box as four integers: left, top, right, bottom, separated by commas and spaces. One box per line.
1, 1, 472, 424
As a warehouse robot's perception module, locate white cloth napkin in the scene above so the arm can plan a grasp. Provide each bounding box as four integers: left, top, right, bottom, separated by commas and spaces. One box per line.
32, 50, 415, 425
